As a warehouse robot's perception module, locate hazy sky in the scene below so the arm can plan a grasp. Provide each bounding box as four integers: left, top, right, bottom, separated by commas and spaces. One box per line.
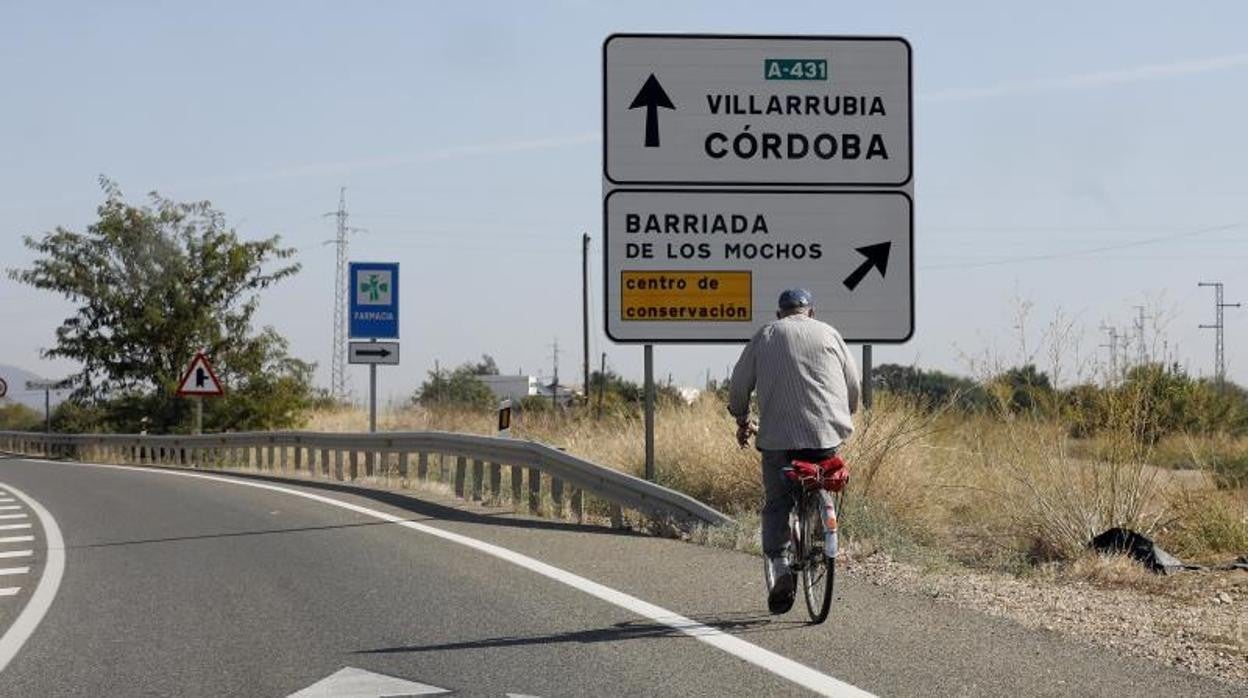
3, 1, 1247, 406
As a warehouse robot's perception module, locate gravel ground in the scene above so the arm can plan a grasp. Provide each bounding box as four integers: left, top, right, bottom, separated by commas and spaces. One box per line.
844, 551, 1248, 687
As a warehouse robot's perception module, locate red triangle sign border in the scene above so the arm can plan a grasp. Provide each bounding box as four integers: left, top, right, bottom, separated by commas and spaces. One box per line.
176, 352, 225, 397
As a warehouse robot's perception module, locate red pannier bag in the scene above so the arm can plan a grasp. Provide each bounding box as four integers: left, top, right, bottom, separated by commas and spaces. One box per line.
785, 454, 849, 492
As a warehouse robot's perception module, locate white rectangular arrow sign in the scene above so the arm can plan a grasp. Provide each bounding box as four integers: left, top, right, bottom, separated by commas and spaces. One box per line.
604, 34, 912, 187
348, 341, 400, 365
604, 189, 912, 343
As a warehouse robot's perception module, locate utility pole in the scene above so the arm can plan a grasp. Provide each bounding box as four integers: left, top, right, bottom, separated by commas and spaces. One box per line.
324, 187, 363, 402
1132, 305, 1151, 367
1199, 282, 1241, 388
550, 338, 560, 410
1099, 324, 1121, 384
582, 233, 591, 410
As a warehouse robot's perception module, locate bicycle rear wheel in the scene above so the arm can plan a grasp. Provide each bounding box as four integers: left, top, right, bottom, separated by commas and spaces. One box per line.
799, 489, 834, 623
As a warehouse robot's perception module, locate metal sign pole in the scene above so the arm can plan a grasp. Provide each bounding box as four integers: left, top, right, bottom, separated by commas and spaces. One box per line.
44, 388, 51, 434
193, 396, 203, 435
862, 344, 874, 410
369, 363, 378, 433
644, 344, 655, 481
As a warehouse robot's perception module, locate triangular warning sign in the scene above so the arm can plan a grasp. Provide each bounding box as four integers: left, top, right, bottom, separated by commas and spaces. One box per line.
176, 352, 224, 397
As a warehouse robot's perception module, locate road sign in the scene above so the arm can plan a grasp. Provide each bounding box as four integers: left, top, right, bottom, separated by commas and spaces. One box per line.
176, 353, 225, 397
25, 379, 72, 391
348, 341, 400, 365
0, 378, 6, 399
604, 189, 912, 343
604, 34, 912, 186
349, 262, 400, 339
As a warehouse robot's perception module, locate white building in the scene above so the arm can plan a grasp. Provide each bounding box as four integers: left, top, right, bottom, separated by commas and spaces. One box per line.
478, 375, 541, 403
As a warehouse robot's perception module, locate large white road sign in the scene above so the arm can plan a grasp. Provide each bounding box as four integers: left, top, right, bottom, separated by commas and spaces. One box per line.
604, 34, 912, 186
605, 190, 912, 343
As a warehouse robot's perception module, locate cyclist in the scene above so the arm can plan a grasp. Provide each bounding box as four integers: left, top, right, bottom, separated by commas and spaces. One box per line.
727, 288, 861, 613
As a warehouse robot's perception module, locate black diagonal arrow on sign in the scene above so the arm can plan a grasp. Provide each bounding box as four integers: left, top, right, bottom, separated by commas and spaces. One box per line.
629, 73, 676, 148
842, 242, 892, 291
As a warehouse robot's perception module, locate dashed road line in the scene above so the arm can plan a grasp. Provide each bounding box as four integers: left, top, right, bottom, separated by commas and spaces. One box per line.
0, 515, 28, 520
0, 506, 22, 511
0, 568, 30, 576
0, 524, 31, 531
0, 537, 33, 544
0, 483, 64, 674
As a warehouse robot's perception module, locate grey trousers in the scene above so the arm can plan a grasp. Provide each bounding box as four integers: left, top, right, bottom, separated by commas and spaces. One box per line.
760, 449, 799, 558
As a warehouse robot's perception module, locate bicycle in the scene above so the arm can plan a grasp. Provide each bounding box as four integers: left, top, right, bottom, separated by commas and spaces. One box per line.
782, 453, 847, 624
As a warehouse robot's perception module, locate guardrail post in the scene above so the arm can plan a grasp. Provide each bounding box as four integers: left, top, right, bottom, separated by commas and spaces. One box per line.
439, 453, 449, 482
572, 488, 584, 524
551, 477, 564, 518
454, 456, 466, 498
471, 460, 484, 501
488, 462, 501, 501
398, 451, 410, 481
332, 449, 342, 480
280, 445, 289, 472
415, 452, 428, 480
610, 503, 624, 529
348, 450, 359, 480
528, 467, 541, 513
510, 465, 523, 506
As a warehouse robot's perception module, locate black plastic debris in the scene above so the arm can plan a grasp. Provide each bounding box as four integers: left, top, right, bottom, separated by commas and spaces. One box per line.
1088, 528, 1202, 575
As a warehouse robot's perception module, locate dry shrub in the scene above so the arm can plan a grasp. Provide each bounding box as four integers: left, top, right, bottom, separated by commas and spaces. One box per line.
1160, 487, 1248, 561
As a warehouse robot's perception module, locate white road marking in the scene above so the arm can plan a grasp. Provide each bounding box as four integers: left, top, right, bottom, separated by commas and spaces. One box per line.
0, 588, 19, 597
0, 536, 33, 544
0, 514, 28, 520
0, 483, 65, 673
0, 551, 33, 559
288, 666, 449, 697
0, 506, 22, 511
0, 524, 31, 531
50, 460, 873, 697
0, 567, 29, 576
0, 499, 16, 503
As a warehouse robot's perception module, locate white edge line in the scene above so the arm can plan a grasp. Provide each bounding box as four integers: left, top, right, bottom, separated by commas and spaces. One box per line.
0, 483, 65, 673
24, 459, 871, 697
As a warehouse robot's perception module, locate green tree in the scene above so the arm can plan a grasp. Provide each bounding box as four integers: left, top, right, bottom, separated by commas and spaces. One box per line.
8, 178, 314, 433
415, 364, 495, 409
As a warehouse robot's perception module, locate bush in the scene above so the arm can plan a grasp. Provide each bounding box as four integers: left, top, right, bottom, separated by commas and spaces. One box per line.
0, 403, 43, 431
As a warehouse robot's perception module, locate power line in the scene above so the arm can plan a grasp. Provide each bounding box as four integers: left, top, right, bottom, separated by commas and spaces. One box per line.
922, 221, 1244, 270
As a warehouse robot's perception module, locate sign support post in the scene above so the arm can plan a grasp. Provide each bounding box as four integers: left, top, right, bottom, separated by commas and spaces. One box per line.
643, 344, 655, 481
369, 356, 378, 434
862, 344, 874, 410
44, 387, 51, 434
193, 396, 203, 435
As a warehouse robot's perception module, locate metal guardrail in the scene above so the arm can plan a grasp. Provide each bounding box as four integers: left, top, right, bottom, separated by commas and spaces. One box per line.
0, 430, 734, 529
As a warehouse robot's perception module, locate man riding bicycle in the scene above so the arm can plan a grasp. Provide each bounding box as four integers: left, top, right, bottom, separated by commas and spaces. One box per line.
728, 288, 861, 614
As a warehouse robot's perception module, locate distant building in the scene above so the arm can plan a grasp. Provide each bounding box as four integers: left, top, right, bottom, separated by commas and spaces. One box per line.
478, 375, 540, 403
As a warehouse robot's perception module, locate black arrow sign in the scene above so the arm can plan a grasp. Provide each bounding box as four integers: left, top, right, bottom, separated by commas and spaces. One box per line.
842, 242, 892, 291
355, 348, 392, 358
195, 368, 208, 388
629, 73, 676, 148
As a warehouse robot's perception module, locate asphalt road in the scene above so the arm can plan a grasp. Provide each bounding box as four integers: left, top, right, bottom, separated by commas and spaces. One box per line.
0, 455, 1238, 697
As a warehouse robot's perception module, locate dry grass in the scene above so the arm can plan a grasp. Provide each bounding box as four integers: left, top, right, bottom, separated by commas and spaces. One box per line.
301, 395, 1247, 576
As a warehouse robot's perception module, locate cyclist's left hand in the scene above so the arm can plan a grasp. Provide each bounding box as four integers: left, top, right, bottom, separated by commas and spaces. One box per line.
735, 421, 756, 448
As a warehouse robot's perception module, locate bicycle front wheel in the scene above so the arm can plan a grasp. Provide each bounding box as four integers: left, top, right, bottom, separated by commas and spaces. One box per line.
800, 489, 834, 623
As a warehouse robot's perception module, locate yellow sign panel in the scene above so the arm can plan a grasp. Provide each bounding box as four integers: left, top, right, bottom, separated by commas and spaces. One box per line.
621, 271, 752, 322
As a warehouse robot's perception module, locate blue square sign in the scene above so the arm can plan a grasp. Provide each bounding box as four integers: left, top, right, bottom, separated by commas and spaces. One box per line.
349, 262, 399, 339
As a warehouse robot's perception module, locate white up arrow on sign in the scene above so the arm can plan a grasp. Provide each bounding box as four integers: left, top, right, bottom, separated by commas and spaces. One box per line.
287, 666, 449, 697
